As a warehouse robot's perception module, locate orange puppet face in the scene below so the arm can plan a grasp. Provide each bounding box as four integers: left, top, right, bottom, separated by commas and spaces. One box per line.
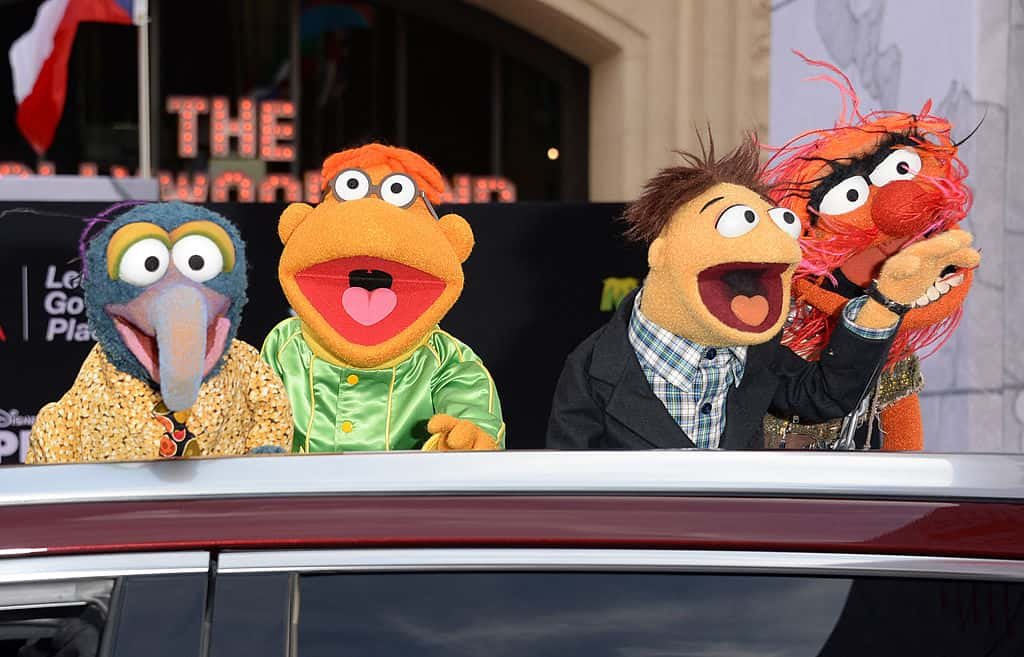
768, 108, 973, 359
277, 145, 474, 368
647, 182, 803, 346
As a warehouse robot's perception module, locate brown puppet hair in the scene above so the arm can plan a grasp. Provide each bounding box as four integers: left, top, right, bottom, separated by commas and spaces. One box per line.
623, 133, 770, 244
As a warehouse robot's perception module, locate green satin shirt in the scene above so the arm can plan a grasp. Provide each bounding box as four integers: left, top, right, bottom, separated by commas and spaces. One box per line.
261, 318, 505, 453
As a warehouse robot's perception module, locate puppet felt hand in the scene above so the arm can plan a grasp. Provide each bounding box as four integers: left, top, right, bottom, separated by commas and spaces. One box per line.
248, 445, 287, 454
859, 229, 980, 328
423, 414, 499, 451
877, 230, 979, 300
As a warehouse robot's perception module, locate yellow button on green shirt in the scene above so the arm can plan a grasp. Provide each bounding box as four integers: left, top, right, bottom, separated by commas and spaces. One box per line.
261, 318, 505, 452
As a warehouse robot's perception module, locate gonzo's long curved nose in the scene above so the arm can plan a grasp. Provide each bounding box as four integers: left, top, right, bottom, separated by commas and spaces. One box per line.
152, 285, 208, 411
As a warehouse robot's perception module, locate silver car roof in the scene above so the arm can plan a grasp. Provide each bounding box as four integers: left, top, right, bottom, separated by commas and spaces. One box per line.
2, 450, 1023, 507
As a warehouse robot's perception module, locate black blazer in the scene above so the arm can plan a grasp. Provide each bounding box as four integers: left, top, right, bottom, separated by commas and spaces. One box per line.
546, 289, 895, 450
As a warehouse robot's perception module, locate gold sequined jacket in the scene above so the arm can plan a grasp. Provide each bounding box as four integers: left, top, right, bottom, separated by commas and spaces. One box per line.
27, 340, 293, 463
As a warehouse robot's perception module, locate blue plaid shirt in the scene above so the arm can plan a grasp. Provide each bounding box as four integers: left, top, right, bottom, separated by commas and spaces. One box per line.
627, 290, 896, 449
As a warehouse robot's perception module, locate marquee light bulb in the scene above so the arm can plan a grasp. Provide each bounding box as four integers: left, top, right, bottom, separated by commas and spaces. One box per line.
259, 101, 296, 162
159, 172, 210, 202
167, 97, 210, 158
259, 174, 302, 202
0, 163, 31, 177
211, 97, 257, 158
211, 171, 255, 202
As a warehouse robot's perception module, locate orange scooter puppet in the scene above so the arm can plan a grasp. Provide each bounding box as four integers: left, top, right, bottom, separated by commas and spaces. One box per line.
261, 144, 504, 453
762, 55, 977, 450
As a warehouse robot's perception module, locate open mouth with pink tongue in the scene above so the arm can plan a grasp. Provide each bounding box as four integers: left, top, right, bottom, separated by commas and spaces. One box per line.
296, 256, 446, 346
111, 314, 232, 383
697, 262, 788, 333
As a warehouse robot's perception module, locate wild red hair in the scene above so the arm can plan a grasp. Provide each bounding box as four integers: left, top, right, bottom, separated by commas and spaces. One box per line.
321, 143, 446, 205
761, 53, 972, 368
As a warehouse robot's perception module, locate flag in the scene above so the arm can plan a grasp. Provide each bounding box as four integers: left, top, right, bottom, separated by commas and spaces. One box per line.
9, 0, 133, 155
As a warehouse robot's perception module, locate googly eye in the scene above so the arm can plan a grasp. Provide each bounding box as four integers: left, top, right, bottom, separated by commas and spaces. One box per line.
869, 148, 922, 187
172, 235, 225, 283
818, 176, 869, 216
715, 204, 760, 238
768, 207, 802, 239
332, 169, 371, 202
378, 173, 418, 208
117, 238, 170, 287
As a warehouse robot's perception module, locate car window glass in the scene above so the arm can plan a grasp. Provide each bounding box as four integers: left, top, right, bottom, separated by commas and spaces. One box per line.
295, 572, 1024, 657
0, 579, 112, 657
106, 574, 205, 657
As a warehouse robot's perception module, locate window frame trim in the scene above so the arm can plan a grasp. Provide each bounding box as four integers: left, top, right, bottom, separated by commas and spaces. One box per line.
216, 548, 1024, 582
0, 600, 90, 613
0, 551, 210, 586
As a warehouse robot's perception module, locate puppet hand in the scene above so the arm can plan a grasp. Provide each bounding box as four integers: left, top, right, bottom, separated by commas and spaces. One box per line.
424, 414, 499, 451
876, 229, 980, 304
248, 445, 288, 454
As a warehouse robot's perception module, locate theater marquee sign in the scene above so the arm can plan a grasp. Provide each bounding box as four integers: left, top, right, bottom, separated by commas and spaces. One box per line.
0, 96, 518, 204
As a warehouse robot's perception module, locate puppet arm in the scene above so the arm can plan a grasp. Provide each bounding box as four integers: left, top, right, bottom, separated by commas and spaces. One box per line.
880, 393, 924, 451
770, 319, 895, 425
773, 230, 980, 424
424, 331, 504, 451
239, 341, 294, 453
25, 346, 109, 464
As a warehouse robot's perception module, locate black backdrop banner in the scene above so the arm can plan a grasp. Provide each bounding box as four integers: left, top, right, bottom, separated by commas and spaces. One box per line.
0, 202, 647, 463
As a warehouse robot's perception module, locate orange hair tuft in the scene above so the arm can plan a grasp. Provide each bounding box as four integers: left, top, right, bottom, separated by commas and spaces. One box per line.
321, 144, 446, 205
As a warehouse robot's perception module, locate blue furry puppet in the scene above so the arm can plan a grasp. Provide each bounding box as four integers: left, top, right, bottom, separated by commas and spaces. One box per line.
27, 202, 292, 463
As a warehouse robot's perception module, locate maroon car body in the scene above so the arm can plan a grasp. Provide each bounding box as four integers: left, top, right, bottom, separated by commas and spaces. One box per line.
2, 450, 1023, 657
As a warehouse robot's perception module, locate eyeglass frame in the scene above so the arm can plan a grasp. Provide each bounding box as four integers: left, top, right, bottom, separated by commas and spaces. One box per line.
325, 167, 441, 221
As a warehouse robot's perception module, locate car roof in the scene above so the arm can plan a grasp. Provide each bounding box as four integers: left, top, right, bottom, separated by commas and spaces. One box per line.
3, 451, 1023, 507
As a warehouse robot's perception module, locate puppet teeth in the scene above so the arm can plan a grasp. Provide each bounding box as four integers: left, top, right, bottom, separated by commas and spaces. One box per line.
911, 274, 964, 308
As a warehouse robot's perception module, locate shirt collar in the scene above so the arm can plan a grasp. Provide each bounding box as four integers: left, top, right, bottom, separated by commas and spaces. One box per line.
628, 288, 747, 388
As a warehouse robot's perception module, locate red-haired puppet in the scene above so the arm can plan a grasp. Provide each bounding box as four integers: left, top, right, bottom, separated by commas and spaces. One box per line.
762, 54, 976, 451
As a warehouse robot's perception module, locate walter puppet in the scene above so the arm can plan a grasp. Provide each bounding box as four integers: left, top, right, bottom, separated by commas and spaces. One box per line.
261, 144, 504, 453
546, 134, 979, 450
763, 56, 975, 451
28, 202, 293, 463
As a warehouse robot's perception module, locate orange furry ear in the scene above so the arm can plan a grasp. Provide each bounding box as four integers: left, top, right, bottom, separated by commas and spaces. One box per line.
647, 237, 665, 270
438, 213, 474, 263
279, 203, 313, 245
